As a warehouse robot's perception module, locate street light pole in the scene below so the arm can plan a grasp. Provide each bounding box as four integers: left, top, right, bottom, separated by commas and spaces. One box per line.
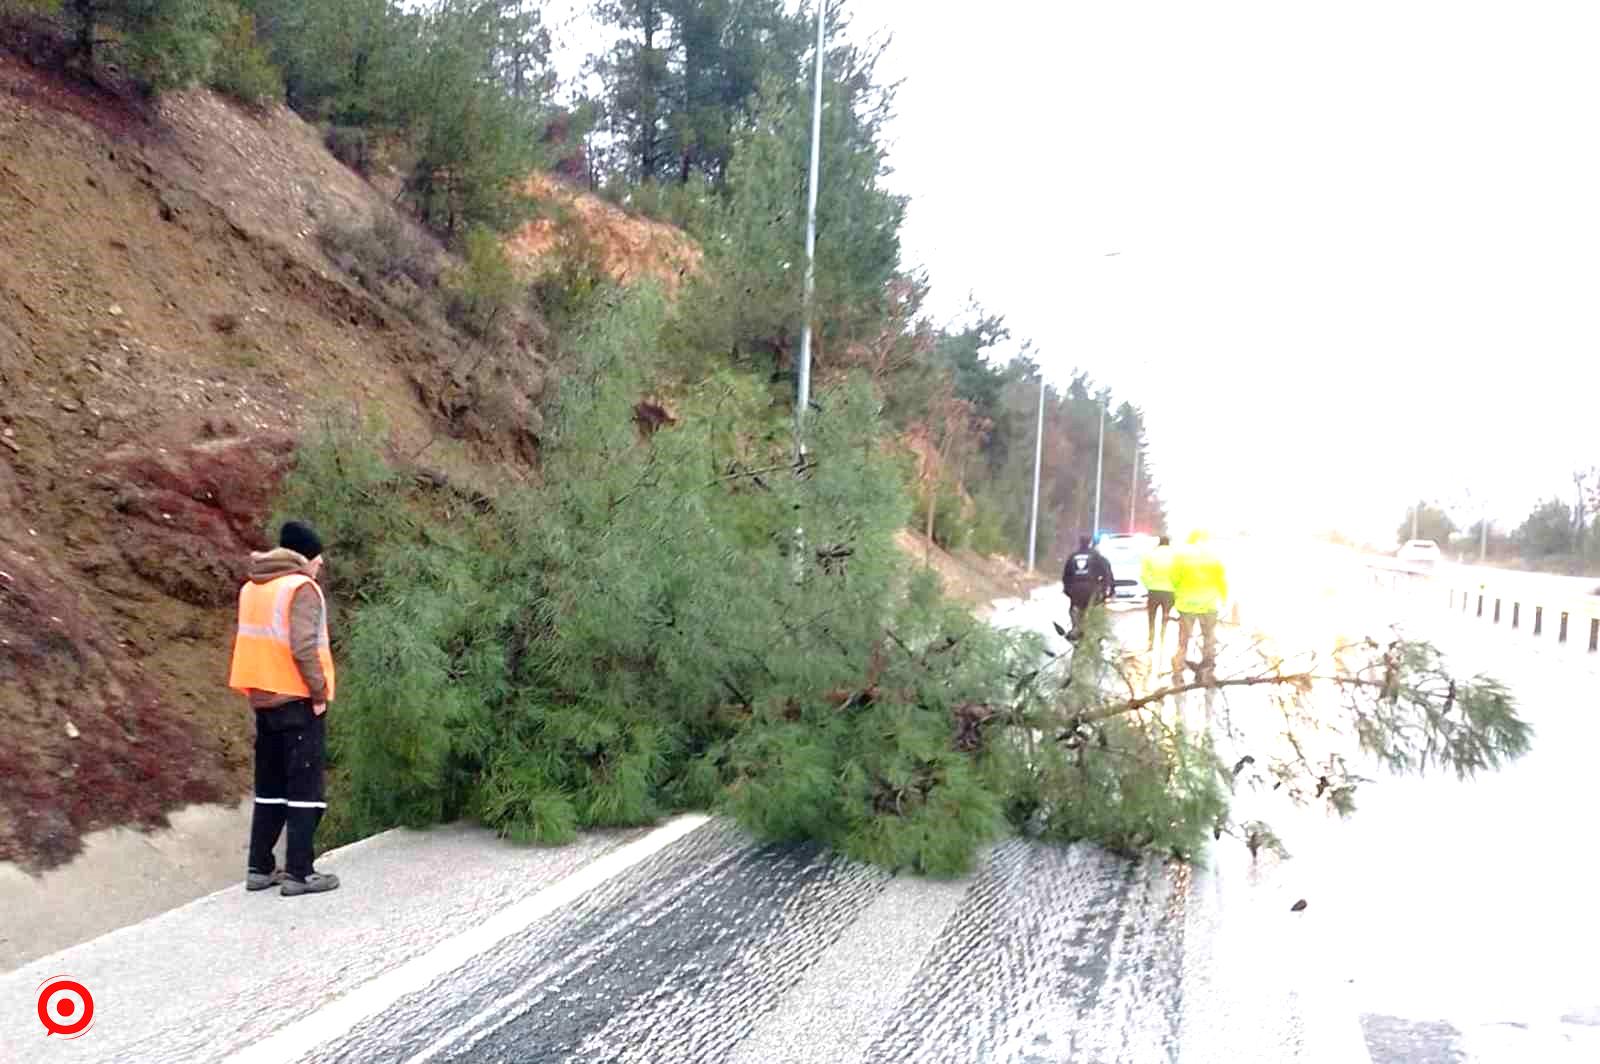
1411, 500, 1420, 541
794, 0, 826, 464
1091, 395, 1105, 538
1128, 444, 1139, 531
1027, 372, 1045, 571
789, 0, 826, 582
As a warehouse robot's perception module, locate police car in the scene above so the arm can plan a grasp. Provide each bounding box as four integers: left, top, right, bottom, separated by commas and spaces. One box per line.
1095, 532, 1158, 601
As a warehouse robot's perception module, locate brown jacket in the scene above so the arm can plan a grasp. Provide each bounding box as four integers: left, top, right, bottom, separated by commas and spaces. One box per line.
242, 548, 332, 709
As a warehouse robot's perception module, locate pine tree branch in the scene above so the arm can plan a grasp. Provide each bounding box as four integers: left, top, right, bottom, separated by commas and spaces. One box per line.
1067, 670, 1390, 731
707, 461, 796, 487
721, 676, 751, 710
883, 627, 924, 667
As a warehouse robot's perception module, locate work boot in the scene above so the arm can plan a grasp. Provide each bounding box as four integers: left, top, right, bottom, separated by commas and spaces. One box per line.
281, 871, 341, 896
245, 869, 286, 892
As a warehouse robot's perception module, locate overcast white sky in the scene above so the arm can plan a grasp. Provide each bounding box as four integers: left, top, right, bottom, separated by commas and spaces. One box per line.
550, 1, 1600, 544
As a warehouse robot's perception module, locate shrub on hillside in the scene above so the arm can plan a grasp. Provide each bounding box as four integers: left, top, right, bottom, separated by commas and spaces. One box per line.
528, 207, 610, 339
121, 0, 221, 92
967, 503, 1008, 557
318, 212, 440, 293
911, 480, 972, 552
208, 7, 281, 106
324, 125, 373, 176
600, 175, 718, 236
7, 0, 221, 92
442, 225, 520, 340
0, 0, 62, 22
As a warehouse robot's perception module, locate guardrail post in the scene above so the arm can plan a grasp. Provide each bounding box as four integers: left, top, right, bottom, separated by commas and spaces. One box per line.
1535, 606, 1543, 636
1476, 594, 1484, 618
1512, 602, 1520, 629
1590, 618, 1599, 653
1449, 589, 1456, 609
1493, 599, 1501, 623
1462, 590, 1468, 613
1559, 612, 1569, 644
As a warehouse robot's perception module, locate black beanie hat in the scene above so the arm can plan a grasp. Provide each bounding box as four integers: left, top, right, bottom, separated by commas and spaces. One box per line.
279, 520, 324, 561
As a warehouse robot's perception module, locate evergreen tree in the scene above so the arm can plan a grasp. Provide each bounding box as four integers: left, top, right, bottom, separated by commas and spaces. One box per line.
207, 5, 282, 105
240, 0, 550, 235
240, 0, 419, 125
50, 0, 223, 90
1514, 498, 1574, 559
672, 57, 904, 376
1396, 503, 1456, 546
665, 0, 806, 185
593, 0, 673, 182
486, 0, 551, 104
401, 0, 544, 235
591, 0, 808, 187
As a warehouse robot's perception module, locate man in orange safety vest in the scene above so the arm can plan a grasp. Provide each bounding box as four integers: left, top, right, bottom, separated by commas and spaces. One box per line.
229, 521, 340, 896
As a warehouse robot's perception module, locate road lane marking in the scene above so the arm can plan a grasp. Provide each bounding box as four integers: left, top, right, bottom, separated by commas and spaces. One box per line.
225, 814, 711, 1064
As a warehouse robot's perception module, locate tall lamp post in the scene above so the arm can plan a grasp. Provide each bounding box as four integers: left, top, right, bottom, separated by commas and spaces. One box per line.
790, 0, 826, 581
794, 0, 826, 462
1027, 370, 1046, 571
1128, 444, 1140, 531
1090, 394, 1106, 538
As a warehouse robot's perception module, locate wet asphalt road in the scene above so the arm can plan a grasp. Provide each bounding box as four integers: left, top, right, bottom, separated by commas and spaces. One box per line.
1308, 575, 1600, 1064
1207, 555, 1600, 1064
300, 822, 1192, 1064
5, 764, 1343, 1064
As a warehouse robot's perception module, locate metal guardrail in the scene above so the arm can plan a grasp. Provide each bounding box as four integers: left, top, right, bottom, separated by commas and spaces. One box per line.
1363, 556, 1600, 652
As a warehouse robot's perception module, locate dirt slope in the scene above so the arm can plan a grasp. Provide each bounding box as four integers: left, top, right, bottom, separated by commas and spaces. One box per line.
506, 174, 701, 291
894, 529, 1041, 613
0, 52, 543, 868
0, 45, 1018, 870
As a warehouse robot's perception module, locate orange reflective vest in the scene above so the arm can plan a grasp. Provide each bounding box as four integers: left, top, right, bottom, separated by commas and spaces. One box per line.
228, 574, 336, 701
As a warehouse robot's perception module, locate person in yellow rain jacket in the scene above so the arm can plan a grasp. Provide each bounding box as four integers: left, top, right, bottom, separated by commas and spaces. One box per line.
1140, 535, 1177, 652
1170, 529, 1228, 685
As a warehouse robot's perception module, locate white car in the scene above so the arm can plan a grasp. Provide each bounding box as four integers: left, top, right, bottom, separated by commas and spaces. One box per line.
1397, 539, 1442, 568
1095, 533, 1158, 601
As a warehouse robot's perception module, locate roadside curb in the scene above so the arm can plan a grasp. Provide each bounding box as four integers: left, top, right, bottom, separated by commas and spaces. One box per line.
0, 800, 407, 975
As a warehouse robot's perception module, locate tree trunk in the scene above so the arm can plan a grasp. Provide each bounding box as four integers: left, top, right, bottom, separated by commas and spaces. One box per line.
926, 416, 964, 560
73, 0, 96, 69
1575, 473, 1588, 554
639, 1, 661, 181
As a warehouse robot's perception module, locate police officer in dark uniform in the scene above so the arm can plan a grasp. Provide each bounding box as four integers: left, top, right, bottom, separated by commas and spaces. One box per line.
1062, 535, 1115, 640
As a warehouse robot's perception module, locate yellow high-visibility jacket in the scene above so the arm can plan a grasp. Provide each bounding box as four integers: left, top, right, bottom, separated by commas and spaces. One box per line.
1141, 544, 1176, 593
1172, 541, 1227, 615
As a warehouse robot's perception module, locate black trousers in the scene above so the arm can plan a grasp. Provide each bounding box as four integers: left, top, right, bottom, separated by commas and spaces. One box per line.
248, 700, 326, 880
1066, 585, 1101, 634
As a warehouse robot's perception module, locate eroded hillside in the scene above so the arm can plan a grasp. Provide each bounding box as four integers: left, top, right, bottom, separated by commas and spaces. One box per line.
0, 52, 564, 867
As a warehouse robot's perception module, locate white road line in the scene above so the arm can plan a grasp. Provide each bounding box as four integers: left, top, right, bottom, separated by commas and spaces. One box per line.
225, 814, 711, 1064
